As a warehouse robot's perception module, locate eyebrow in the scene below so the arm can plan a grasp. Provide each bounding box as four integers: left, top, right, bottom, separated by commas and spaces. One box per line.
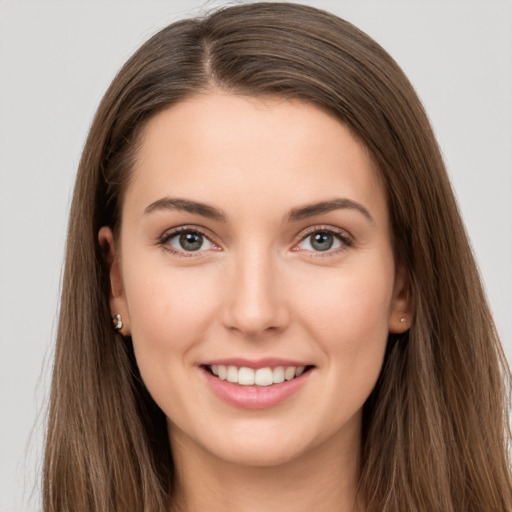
287, 198, 374, 223
144, 197, 227, 221
143, 196, 373, 224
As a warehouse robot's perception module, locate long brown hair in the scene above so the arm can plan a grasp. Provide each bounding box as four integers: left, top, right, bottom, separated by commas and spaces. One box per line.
43, 3, 512, 511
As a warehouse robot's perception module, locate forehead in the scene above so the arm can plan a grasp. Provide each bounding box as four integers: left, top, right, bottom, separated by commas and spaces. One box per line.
125, 92, 387, 225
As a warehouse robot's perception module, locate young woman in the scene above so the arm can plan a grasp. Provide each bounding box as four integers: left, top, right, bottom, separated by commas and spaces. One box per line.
43, 3, 512, 511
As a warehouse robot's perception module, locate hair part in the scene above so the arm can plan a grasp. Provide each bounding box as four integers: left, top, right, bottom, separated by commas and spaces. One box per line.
44, 3, 512, 511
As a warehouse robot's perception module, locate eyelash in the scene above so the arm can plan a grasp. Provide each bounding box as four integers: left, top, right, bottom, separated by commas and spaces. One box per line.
294, 226, 353, 257
156, 225, 353, 257
157, 226, 218, 258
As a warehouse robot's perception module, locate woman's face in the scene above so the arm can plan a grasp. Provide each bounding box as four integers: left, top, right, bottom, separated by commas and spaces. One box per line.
100, 92, 410, 467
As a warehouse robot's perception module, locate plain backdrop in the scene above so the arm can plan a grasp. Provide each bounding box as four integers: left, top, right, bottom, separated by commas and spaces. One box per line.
1, 1, 511, 510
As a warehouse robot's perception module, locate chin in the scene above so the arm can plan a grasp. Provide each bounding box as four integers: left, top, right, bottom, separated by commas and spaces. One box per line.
201, 419, 339, 469
210, 439, 309, 468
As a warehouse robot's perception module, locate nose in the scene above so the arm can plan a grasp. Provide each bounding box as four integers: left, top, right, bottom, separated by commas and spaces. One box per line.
221, 249, 290, 338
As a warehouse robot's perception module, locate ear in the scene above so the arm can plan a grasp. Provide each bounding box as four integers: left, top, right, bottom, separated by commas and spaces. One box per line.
98, 226, 130, 336
388, 266, 413, 334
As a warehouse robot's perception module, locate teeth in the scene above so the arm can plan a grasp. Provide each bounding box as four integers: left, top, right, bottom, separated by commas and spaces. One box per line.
273, 366, 285, 384
284, 366, 296, 381
218, 365, 227, 381
209, 365, 308, 386
227, 365, 238, 383
238, 367, 255, 385
255, 367, 273, 386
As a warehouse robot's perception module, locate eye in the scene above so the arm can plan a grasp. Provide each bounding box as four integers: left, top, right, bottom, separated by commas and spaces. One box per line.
160, 228, 216, 254
296, 228, 352, 253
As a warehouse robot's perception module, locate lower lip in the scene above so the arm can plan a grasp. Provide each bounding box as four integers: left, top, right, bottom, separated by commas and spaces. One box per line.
202, 368, 312, 409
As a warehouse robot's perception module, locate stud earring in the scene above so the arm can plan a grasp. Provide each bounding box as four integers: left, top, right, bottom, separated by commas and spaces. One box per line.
400, 316, 407, 324
112, 314, 123, 331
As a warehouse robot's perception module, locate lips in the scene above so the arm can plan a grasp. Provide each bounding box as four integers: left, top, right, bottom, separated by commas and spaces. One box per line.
201, 359, 315, 409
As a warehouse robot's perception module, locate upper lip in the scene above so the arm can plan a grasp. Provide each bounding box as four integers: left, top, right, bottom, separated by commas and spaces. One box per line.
201, 358, 313, 369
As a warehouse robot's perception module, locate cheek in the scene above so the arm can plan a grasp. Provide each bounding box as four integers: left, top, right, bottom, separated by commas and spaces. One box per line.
294, 256, 394, 374
300, 265, 392, 327
122, 262, 221, 375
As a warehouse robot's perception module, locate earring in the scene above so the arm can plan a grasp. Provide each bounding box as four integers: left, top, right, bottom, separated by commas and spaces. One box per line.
400, 316, 407, 324
112, 314, 123, 331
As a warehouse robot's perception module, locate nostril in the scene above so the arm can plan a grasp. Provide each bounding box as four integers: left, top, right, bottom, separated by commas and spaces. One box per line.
223, 304, 290, 339
221, 265, 290, 337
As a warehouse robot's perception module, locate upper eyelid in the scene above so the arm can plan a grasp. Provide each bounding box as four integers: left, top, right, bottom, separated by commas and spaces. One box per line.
157, 225, 219, 251
293, 225, 354, 252
296, 224, 352, 241
157, 226, 219, 257
156, 224, 353, 249
159, 225, 214, 241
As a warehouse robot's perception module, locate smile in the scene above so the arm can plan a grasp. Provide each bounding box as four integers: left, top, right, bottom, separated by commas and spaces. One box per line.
201, 359, 315, 409
207, 364, 309, 386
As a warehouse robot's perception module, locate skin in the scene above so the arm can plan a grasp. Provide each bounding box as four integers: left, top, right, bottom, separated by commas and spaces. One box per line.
99, 92, 411, 512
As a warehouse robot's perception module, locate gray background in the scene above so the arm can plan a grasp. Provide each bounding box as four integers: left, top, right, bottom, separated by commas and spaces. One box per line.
1, 1, 511, 510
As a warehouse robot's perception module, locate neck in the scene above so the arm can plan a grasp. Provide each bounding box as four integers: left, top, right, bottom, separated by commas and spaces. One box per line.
169, 424, 364, 512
